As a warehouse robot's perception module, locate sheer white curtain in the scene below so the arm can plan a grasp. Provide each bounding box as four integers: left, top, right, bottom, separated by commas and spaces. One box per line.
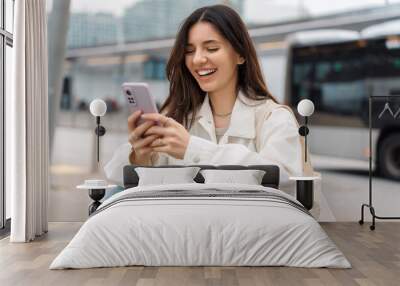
8, 0, 49, 242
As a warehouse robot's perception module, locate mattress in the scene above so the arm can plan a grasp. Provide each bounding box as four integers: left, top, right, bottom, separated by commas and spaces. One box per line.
50, 183, 350, 269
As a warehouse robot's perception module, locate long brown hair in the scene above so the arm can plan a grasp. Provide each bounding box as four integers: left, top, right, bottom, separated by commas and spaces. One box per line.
161, 5, 276, 129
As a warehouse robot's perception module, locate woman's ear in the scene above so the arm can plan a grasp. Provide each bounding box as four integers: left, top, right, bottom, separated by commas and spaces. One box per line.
238, 56, 245, 65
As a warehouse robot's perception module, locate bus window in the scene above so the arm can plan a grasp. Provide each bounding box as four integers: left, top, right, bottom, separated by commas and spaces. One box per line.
319, 80, 366, 116
291, 41, 367, 124
315, 62, 330, 81
367, 38, 400, 98
316, 56, 366, 116
292, 63, 312, 102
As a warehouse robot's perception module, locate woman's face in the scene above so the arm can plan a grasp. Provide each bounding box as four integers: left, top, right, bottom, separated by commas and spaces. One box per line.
185, 21, 243, 94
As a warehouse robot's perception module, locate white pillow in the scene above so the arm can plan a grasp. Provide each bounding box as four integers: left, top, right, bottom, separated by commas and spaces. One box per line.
200, 169, 266, 185
136, 167, 201, 186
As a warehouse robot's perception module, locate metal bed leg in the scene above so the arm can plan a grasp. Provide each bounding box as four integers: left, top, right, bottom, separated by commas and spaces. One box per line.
370, 206, 376, 231
359, 204, 366, 225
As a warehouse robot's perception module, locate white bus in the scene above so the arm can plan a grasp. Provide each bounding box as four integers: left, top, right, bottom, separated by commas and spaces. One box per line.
262, 21, 400, 180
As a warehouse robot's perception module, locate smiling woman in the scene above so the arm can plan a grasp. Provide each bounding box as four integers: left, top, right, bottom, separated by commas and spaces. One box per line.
164, 5, 275, 130
104, 5, 312, 191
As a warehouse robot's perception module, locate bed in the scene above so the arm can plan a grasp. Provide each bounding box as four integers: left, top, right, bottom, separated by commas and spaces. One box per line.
50, 165, 350, 269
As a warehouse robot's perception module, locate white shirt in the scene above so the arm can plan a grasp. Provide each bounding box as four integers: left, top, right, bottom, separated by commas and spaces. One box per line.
104, 91, 306, 189
215, 126, 228, 143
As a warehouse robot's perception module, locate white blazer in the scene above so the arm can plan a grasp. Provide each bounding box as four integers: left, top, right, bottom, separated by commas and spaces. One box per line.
104, 91, 307, 188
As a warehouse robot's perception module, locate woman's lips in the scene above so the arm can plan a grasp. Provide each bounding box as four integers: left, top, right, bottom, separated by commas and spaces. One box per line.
196, 68, 217, 76
196, 68, 217, 81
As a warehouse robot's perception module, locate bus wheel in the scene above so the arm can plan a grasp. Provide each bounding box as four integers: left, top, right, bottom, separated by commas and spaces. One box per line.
378, 133, 400, 180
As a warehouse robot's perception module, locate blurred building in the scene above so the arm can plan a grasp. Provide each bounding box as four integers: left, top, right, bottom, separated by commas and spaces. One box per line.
245, 1, 310, 25
123, 0, 243, 42
67, 12, 118, 48
66, 0, 244, 48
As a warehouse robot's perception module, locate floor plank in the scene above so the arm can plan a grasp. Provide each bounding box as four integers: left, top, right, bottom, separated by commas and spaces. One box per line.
1, 222, 400, 286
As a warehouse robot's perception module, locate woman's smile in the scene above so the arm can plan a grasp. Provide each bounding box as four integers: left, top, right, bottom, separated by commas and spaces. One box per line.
196, 68, 218, 80
196, 68, 217, 76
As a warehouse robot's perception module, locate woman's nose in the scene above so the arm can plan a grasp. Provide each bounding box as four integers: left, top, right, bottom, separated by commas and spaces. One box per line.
193, 51, 207, 65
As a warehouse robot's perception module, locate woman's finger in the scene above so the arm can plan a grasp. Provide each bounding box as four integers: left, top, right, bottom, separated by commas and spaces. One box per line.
151, 145, 170, 153
127, 110, 142, 132
144, 125, 172, 137
134, 120, 156, 137
134, 135, 159, 149
129, 121, 155, 143
135, 147, 153, 156
141, 113, 175, 127
150, 137, 168, 148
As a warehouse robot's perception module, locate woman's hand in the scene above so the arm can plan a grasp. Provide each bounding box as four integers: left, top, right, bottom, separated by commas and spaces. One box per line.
142, 113, 190, 160
128, 111, 159, 165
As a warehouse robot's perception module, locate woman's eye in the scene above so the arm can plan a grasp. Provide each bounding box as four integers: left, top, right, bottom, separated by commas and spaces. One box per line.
185, 49, 194, 54
207, 48, 219, 52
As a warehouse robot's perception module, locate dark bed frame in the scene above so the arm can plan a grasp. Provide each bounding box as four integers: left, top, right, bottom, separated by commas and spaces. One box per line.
123, 165, 280, 189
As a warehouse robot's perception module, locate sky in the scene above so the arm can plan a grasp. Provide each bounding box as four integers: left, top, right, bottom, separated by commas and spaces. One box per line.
47, 0, 400, 22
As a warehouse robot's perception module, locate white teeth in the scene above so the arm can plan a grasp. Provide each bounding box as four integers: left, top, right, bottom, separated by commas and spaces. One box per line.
197, 69, 216, 76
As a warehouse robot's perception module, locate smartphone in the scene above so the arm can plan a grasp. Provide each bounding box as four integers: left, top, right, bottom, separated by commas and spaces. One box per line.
122, 82, 159, 125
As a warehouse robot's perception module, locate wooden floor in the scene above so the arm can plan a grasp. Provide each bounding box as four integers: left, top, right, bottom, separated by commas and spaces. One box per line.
0, 222, 399, 286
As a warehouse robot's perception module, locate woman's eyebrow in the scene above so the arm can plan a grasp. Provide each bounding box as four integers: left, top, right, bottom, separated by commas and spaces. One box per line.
202, 40, 220, 45
186, 39, 221, 46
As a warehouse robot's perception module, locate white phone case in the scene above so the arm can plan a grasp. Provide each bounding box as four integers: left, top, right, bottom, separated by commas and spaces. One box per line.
122, 82, 158, 125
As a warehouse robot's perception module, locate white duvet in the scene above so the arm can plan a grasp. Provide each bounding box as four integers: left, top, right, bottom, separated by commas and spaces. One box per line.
50, 183, 350, 269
